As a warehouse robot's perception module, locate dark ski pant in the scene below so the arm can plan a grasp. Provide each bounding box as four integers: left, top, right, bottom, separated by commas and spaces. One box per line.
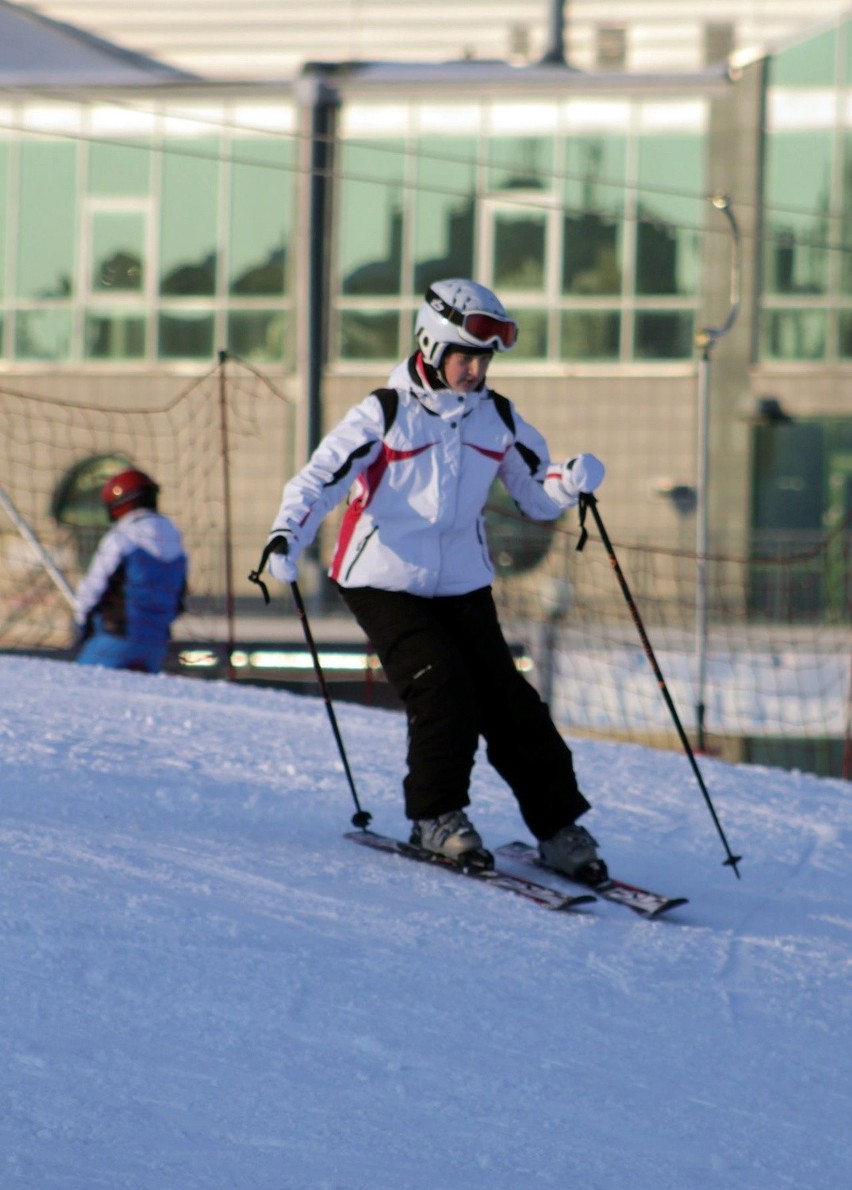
336, 584, 591, 840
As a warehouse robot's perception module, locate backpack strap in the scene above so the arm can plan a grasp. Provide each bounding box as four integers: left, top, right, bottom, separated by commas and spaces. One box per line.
490, 390, 516, 436
371, 388, 399, 435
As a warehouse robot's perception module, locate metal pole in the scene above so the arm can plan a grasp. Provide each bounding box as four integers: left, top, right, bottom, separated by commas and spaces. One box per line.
693, 195, 741, 752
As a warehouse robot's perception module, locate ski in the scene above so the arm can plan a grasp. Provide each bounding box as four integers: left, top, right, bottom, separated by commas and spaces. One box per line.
344, 829, 596, 913
495, 841, 688, 920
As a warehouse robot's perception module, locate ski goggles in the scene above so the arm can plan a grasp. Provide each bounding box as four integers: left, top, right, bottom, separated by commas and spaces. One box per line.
425, 287, 519, 350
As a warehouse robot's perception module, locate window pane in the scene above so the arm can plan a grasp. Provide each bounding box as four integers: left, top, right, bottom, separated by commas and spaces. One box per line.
227, 311, 286, 361
840, 311, 852, 358
339, 140, 405, 296
635, 136, 703, 296
842, 130, 852, 295
88, 140, 151, 196
510, 310, 548, 358
487, 137, 554, 192
159, 139, 220, 296
560, 311, 621, 360
15, 310, 73, 359
562, 137, 626, 296
763, 132, 831, 295
634, 311, 694, 359
493, 209, 547, 291
0, 144, 6, 299
158, 311, 215, 358
762, 309, 827, 359
338, 310, 400, 359
85, 313, 146, 359
412, 136, 475, 295
90, 212, 145, 292
17, 142, 77, 299
229, 139, 293, 296
768, 29, 837, 86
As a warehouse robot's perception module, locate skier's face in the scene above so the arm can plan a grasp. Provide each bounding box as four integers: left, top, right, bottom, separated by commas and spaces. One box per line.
441, 348, 493, 393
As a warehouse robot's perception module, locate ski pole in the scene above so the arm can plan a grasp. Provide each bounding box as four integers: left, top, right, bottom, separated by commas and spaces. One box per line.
247, 544, 371, 828
578, 494, 742, 878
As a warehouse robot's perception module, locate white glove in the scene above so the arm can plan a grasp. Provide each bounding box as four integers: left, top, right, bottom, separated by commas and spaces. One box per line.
560, 454, 605, 499
267, 533, 298, 584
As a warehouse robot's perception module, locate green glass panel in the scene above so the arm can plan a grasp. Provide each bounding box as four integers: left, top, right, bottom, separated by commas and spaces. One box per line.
227, 310, 287, 362
15, 310, 73, 360
763, 133, 831, 296
0, 144, 6, 300
840, 311, 852, 358
229, 139, 293, 296
560, 311, 621, 360
492, 209, 547, 292
562, 137, 626, 296
339, 140, 405, 296
413, 136, 476, 295
842, 131, 852, 295
88, 140, 151, 196
85, 312, 146, 359
90, 212, 145, 292
487, 137, 554, 192
157, 311, 215, 358
17, 142, 77, 300
634, 311, 694, 359
843, 19, 852, 85
510, 310, 548, 358
338, 309, 400, 359
159, 138, 220, 296
769, 29, 837, 86
762, 310, 827, 360
635, 136, 703, 296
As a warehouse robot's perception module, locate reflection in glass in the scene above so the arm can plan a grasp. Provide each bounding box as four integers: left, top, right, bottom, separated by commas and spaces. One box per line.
85, 313, 146, 358
763, 310, 827, 360
634, 311, 694, 359
159, 139, 219, 296
562, 137, 625, 296
509, 310, 547, 358
839, 312, 852, 358
763, 132, 831, 295
88, 141, 151, 196
413, 137, 475, 294
339, 310, 400, 359
493, 209, 546, 291
227, 311, 286, 362
91, 213, 145, 292
15, 310, 73, 359
635, 136, 702, 296
560, 311, 620, 360
158, 311, 215, 358
17, 142, 77, 300
339, 141, 405, 295
229, 139, 293, 295
488, 137, 553, 191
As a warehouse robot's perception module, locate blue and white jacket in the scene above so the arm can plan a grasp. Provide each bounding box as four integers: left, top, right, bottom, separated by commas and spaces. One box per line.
269, 353, 584, 597
74, 508, 187, 643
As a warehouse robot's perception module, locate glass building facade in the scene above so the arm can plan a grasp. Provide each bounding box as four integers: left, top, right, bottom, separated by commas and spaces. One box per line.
0, 101, 297, 364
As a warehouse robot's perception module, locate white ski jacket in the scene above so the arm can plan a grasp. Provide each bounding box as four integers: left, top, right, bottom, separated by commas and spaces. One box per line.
270, 354, 584, 597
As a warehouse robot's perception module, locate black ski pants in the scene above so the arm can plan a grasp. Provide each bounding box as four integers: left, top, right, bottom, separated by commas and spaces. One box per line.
336, 584, 590, 840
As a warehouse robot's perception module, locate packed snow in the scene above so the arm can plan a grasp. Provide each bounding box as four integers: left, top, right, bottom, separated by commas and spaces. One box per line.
1, 654, 850, 1189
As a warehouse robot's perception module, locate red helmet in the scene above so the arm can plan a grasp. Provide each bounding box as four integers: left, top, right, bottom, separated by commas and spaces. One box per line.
102, 468, 159, 520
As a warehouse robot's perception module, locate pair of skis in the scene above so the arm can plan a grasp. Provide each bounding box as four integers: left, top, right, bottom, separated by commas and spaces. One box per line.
345, 829, 688, 920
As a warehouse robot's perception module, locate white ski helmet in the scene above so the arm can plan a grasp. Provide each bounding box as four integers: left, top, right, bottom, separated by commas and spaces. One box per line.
415, 278, 518, 367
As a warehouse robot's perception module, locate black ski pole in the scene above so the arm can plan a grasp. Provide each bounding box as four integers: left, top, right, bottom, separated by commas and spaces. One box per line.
578, 494, 742, 878
288, 579, 372, 829
248, 545, 371, 829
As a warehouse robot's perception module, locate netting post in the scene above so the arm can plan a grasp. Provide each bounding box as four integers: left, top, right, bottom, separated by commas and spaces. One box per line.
217, 350, 237, 681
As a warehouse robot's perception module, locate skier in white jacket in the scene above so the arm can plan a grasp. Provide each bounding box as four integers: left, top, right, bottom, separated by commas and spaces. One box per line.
263, 279, 607, 878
